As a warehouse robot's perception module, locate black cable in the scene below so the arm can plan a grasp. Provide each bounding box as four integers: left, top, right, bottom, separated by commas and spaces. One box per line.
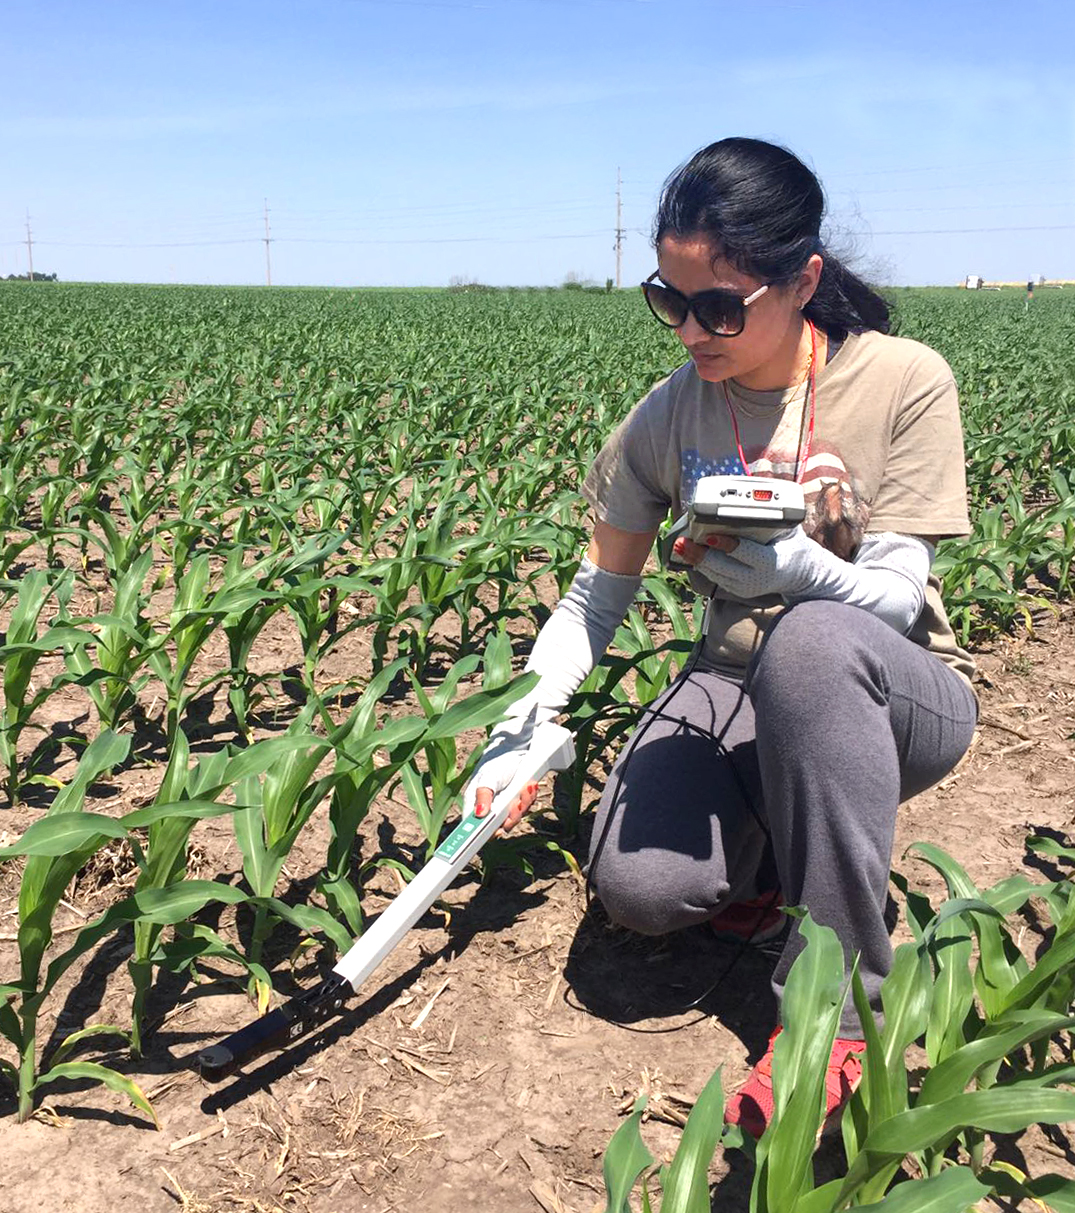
584, 631, 707, 907
579, 596, 784, 1024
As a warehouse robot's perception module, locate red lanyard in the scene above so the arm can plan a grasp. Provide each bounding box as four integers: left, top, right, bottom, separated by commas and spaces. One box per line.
721, 320, 817, 485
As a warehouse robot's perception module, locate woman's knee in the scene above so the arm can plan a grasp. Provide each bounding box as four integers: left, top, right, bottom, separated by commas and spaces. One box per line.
588, 853, 714, 936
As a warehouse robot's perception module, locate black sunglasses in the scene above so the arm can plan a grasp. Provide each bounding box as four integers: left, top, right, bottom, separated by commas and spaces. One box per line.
640, 271, 771, 337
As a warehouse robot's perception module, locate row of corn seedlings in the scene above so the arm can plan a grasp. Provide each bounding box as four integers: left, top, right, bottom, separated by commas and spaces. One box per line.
0, 658, 538, 1120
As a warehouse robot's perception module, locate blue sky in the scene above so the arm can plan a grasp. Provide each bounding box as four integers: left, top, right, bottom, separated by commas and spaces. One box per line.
3, 0, 1072, 287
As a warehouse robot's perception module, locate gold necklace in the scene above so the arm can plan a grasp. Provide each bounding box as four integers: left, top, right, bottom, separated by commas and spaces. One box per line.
723, 320, 818, 484
729, 323, 816, 403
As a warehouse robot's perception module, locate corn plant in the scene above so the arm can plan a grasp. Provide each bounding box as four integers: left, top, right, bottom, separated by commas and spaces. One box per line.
0, 730, 135, 1120
600, 851, 1075, 1213
0, 730, 347, 1078
144, 551, 277, 742
233, 642, 538, 972
219, 535, 345, 737
122, 728, 326, 1056
281, 565, 379, 701
0, 570, 109, 804
602, 1073, 728, 1213
232, 702, 356, 975
396, 652, 531, 859
63, 548, 156, 731
1, 868, 251, 1126
316, 659, 418, 937
327, 659, 541, 886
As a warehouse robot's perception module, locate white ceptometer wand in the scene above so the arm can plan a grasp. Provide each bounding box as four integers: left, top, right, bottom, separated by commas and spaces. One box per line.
198, 723, 576, 1081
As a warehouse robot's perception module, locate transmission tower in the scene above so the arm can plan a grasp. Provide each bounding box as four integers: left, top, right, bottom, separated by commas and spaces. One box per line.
613, 168, 624, 288
25, 210, 34, 281
263, 199, 272, 287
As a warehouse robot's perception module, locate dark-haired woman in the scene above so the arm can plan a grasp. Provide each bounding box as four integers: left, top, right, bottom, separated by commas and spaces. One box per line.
468, 137, 978, 1138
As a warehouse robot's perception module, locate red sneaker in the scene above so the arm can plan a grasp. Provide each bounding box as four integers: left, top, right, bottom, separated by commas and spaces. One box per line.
724, 1027, 865, 1140
710, 893, 786, 945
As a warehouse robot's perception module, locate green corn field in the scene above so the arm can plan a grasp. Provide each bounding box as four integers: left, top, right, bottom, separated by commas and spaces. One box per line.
1, 281, 1074, 1210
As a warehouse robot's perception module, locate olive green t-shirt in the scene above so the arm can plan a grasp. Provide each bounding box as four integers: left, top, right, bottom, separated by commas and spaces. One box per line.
581, 329, 976, 689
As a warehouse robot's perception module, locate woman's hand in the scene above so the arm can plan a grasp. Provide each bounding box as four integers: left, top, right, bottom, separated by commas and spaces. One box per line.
696, 525, 836, 600
464, 732, 542, 833
473, 780, 540, 831
671, 532, 740, 566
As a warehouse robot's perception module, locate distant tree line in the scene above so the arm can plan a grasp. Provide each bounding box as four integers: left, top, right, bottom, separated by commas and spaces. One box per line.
447, 273, 615, 294
4, 272, 59, 282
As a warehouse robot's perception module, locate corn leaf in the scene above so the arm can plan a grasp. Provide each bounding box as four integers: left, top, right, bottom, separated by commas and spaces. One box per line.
34, 1061, 159, 1129
0, 812, 128, 857
659, 1065, 726, 1213
602, 1096, 654, 1213
918, 1010, 1075, 1106
837, 1089, 1075, 1202
753, 913, 849, 1213
845, 1165, 990, 1213
42, 881, 249, 998
50, 1024, 131, 1066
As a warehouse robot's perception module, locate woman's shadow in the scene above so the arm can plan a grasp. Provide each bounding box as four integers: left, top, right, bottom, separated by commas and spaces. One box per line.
561, 837, 780, 1057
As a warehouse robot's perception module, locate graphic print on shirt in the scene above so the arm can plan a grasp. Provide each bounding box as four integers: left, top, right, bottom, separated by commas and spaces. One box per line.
681, 443, 871, 561
681, 444, 855, 508
680, 449, 746, 506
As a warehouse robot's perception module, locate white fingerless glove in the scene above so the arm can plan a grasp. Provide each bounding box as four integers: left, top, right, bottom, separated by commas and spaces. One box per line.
463, 556, 641, 814
698, 529, 933, 634
460, 709, 541, 816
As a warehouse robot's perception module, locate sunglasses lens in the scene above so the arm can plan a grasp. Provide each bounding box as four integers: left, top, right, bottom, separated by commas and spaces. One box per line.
695, 293, 744, 336
643, 283, 687, 328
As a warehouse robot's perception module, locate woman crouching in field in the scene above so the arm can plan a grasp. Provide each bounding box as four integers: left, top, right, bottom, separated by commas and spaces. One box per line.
467, 136, 978, 1137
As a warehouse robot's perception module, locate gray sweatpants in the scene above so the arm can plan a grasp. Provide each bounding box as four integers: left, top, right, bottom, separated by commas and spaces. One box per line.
587, 599, 978, 1038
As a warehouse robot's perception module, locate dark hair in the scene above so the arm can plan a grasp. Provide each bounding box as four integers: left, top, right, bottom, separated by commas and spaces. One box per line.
654, 137, 890, 335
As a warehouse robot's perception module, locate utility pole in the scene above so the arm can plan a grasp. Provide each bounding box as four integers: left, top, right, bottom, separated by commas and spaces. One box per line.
613, 168, 624, 289
25, 210, 34, 282
263, 198, 272, 287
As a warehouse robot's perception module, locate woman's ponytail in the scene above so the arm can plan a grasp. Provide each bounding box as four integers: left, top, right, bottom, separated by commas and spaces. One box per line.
806, 250, 891, 335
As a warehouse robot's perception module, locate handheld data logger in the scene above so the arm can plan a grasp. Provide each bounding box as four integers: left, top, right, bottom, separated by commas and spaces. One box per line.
661, 475, 807, 570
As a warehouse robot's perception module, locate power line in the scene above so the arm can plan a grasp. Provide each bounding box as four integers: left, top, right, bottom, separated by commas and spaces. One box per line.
827, 155, 1074, 180
843, 201, 1075, 217
837, 178, 1075, 198
269, 196, 652, 221
36, 231, 610, 250
14, 196, 657, 252
34, 220, 1075, 251
39, 238, 260, 248
277, 231, 608, 245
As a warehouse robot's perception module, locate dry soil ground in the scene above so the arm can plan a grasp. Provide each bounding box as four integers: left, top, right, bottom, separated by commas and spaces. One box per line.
2, 595, 1075, 1213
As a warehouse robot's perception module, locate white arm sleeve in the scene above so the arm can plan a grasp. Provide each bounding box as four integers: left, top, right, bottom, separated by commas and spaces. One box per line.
464, 556, 641, 808
835, 532, 934, 633
698, 529, 933, 635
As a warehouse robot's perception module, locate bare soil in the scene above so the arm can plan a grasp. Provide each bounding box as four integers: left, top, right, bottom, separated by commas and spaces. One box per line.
2, 590, 1075, 1213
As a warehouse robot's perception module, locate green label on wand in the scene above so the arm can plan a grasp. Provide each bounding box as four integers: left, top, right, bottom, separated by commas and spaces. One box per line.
436, 817, 480, 862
